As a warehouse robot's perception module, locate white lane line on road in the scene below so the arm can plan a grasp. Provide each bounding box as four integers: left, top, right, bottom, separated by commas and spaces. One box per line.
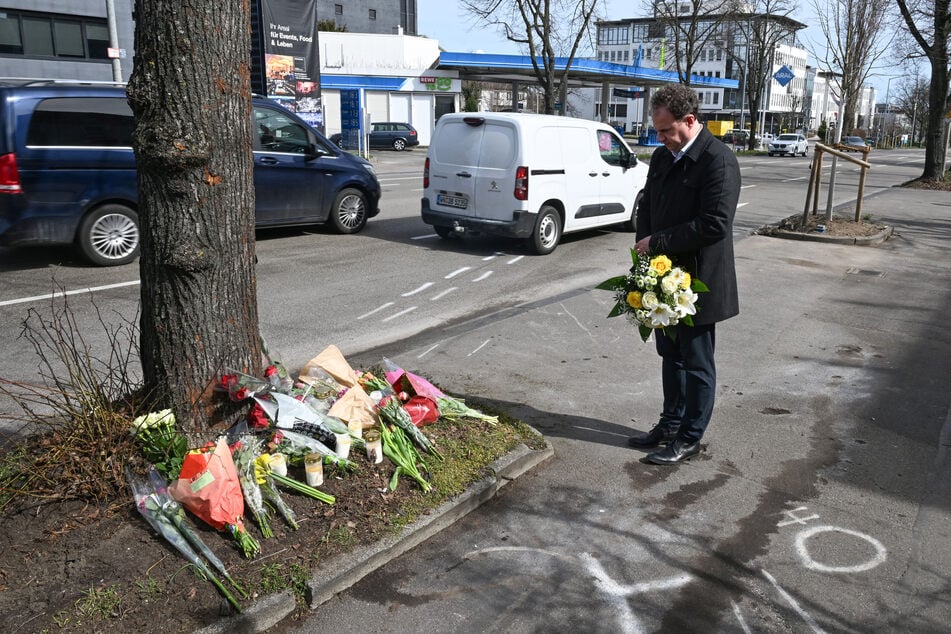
381, 306, 417, 322
411, 233, 438, 240
431, 287, 457, 300
482, 252, 503, 261
783, 176, 808, 182
358, 302, 395, 320
417, 344, 439, 358
0, 280, 141, 307
736, 202, 749, 208
401, 282, 433, 297
445, 266, 471, 279
507, 255, 525, 264
741, 184, 757, 189
472, 271, 493, 282
467, 339, 491, 356
731, 601, 753, 634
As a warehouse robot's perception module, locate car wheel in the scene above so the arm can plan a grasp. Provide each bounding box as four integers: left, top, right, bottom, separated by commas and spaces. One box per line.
329, 188, 368, 234
434, 225, 456, 239
624, 191, 643, 232
530, 205, 562, 255
77, 204, 139, 266
392, 138, 406, 151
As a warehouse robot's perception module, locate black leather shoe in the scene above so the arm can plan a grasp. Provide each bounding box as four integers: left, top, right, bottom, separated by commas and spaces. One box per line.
627, 424, 680, 448
645, 439, 701, 465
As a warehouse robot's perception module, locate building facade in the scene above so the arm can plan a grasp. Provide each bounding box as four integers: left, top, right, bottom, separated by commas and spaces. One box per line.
318, 0, 416, 35
594, 12, 810, 136
0, 0, 135, 82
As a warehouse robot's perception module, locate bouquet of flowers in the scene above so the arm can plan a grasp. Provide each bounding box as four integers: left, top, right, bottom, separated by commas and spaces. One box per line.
129, 409, 188, 481
596, 249, 708, 342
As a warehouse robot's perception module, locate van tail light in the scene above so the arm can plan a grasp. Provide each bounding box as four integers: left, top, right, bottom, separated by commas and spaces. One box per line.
514, 165, 528, 201
0, 153, 22, 194
423, 157, 430, 189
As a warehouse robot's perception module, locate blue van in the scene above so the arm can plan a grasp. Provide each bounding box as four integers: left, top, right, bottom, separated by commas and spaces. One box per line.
0, 80, 382, 266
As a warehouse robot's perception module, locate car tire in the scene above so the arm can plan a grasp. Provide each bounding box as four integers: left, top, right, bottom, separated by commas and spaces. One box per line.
624, 191, 643, 232
769, 152, 774, 156
530, 205, 562, 255
392, 138, 406, 151
77, 204, 140, 266
434, 225, 456, 239
329, 188, 368, 234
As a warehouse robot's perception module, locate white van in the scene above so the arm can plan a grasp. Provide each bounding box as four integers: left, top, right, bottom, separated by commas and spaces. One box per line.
421, 112, 648, 255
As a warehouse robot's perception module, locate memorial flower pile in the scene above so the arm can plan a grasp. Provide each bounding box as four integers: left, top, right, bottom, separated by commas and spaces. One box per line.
596, 248, 709, 342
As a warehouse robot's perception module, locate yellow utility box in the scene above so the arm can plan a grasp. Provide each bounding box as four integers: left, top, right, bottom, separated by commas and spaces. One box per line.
706, 121, 733, 137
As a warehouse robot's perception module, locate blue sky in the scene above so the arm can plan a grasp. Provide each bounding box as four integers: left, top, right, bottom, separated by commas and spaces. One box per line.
415, 0, 896, 97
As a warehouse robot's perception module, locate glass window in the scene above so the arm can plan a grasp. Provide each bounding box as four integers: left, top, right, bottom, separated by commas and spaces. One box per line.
597, 130, 628, 167
27, 97, 134, 147
253, 106, 311, 153
22, 16, 53, 56
0, 13, 23, 54
53, 20, 84, 57
369, 9, 376, 19
335, 4, 343, 15
86, 23, 109, 59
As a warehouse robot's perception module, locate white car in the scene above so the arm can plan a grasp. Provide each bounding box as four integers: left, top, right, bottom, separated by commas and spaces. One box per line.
768, 133, 809, 157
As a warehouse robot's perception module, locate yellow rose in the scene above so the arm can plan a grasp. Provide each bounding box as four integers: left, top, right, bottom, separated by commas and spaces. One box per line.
649, 255, 672, 276
681, 272, 691, 290
626, 291, 642, 309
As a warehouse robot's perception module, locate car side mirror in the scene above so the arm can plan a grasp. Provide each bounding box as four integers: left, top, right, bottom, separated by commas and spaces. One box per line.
304, 143, 324, 160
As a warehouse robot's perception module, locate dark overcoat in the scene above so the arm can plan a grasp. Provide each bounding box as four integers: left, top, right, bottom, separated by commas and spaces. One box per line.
635, 125, 740, 325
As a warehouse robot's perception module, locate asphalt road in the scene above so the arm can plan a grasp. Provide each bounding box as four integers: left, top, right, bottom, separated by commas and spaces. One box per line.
2, 146, 948, 632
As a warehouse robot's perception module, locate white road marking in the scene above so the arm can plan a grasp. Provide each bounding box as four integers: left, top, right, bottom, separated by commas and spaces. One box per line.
507, 255, 525, 264
762, 569, 827, 633
381, 305, 418, 322
430, 287, 457, 301
417, 344, 439, 358
401, 282, 434, 297
445, 266, 471, 279
467, 339, 491, 356
0, 280, 141, 307
411, 233, 438, 240
472, 271, 493, 282
357, 302, 394, 320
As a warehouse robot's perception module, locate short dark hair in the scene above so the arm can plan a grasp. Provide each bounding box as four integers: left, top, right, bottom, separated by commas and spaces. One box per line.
651, 83, 700, 120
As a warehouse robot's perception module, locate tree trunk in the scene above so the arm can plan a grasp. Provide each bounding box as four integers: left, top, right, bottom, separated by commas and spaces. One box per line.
127, 0, 261, 431
921, 57, 949, 180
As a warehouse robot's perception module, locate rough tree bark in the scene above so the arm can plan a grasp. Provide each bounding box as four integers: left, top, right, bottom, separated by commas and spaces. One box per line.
127, 0, 261, 431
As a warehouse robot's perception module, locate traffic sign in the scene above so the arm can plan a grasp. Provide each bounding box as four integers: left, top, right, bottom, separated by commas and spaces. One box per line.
774, 65, 795, 87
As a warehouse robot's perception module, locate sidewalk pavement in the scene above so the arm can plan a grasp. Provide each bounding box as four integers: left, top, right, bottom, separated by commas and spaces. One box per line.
206, 184, 951, 632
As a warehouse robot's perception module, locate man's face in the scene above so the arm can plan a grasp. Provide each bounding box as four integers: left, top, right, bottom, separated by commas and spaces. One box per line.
652, 106, 697, 153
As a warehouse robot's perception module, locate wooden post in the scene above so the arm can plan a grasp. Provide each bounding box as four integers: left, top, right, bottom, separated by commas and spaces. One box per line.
854, 147, 871, 222
811, 148, 824, 217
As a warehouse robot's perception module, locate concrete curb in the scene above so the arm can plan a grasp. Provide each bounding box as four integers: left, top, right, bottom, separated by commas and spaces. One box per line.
760, 225, 894, 246
196, 431, 554, 633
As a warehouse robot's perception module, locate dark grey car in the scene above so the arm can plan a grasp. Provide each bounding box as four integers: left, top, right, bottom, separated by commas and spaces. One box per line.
331, 122, 420, 151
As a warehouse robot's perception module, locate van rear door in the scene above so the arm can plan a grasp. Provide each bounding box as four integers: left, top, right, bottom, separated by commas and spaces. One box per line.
427, 116, 518, 221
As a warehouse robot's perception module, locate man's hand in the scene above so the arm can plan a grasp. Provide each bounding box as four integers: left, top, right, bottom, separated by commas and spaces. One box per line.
635, 235, 651, 255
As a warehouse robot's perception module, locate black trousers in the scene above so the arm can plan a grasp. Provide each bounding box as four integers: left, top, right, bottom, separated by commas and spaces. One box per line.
655, 323, 717, 443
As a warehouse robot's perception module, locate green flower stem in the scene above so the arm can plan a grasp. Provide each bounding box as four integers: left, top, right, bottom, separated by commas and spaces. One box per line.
269, 472, 335, 505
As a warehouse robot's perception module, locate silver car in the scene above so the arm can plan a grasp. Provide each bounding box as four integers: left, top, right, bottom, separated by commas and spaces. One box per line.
768, 133, 808, 157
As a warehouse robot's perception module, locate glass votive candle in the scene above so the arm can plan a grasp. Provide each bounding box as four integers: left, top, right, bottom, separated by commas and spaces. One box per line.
269, 452, 288, 477
364, 429, 383, 464
347, 419, 363, 439
334, 432, 352, 460
304, 453, 323, 487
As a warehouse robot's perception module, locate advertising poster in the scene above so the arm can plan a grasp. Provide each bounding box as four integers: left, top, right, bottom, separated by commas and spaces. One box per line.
260, 0, 323, 132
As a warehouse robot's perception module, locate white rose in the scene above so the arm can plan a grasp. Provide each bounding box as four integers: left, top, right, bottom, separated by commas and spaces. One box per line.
641, 291, 659, 310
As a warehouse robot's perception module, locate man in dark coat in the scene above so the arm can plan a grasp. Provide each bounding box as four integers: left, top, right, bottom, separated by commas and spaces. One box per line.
627, 83, 741, 465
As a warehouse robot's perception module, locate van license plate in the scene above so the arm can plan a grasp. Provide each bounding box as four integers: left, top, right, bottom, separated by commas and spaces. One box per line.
438, 194, 468, 209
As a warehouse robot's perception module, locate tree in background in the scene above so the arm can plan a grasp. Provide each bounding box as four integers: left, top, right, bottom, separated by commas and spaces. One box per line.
725, 0, 801, 150
809, 0, 894, 137
895, 0, 951, 181
893, 75, 931, 146
127, 0, 261, 431
648, 0, 741, 85
462, 81, 482, 111
462, 0, 602, 114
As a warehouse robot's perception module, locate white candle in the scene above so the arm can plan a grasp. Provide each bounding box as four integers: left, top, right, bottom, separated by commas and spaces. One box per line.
334, 433, 352, 460
269, 453, 288, 477
304, 453, 323, 487
347, 419, 363, 440
364, 429, 383, 464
